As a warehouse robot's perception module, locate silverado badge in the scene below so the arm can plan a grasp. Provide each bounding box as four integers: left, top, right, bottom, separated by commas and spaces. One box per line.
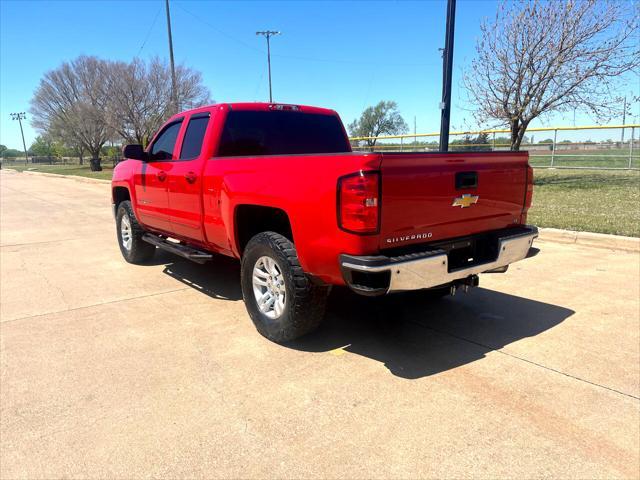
452, 194, 479, 208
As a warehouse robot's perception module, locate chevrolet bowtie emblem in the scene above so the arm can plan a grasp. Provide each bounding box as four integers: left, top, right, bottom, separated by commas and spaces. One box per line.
452, 194, 479, 208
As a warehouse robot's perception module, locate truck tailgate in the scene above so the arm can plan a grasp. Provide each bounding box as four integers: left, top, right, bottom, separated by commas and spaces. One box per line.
379, 151, 528, 249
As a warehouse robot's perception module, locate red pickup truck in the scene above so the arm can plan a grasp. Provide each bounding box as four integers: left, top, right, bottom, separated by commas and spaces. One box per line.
112, 102, 537, 342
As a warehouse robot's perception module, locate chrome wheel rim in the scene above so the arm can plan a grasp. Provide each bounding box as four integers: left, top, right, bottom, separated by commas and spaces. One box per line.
252, 256, 286, 319
120, 213, 132, 251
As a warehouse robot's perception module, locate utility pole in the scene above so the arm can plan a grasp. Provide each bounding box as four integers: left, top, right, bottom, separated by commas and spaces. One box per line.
165, 0, 179, 113
10, 112, 28, 165
439, 0, 456, 152
256, 30, 281, 103
622, 96, 627, 144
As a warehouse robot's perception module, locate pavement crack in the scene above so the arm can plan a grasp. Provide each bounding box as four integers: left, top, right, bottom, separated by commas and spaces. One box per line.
1, 287, 191, 324
1, 238, 88, 248
410, 320, 640, 401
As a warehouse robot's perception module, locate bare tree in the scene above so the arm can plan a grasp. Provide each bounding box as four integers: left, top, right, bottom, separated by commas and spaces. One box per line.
465, 0, 639, 150
348, 101, 409, 147
30, 56, 113, 170
105, 57, 211, 146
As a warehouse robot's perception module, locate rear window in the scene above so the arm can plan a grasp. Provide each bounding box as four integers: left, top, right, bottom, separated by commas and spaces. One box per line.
217, 110, 350, 157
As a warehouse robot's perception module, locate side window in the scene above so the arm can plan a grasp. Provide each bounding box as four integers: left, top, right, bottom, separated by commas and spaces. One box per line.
149, 121, 182, 161
180, 115, 210, 160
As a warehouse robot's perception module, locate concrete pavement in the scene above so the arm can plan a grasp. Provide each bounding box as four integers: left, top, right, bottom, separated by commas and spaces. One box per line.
1, 170, 638, 479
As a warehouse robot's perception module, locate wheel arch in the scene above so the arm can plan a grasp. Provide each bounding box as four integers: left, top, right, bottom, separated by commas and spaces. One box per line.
234, 204, 294, 256
112, 186, 131, 210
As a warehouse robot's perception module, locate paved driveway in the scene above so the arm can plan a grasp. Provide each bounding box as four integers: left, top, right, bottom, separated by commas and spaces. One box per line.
1, 170, 638, 479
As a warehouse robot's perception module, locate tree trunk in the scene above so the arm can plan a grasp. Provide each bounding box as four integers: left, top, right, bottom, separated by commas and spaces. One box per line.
89, 152, 102, 172
510, 120, 520, 151
510, 119, 529, 151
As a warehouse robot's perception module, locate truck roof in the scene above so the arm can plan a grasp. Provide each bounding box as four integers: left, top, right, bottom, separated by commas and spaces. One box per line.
172, 102, 339, 119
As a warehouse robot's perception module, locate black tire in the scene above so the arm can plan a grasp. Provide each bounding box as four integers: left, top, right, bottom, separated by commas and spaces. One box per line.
241, 232, 329, 343
116, 200, 155, 264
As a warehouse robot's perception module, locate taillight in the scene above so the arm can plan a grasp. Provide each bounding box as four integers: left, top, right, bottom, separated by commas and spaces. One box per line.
338, 171, 380, 234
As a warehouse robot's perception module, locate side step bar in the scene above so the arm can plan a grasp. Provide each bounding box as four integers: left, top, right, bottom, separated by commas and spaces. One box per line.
142, 233, 213, 264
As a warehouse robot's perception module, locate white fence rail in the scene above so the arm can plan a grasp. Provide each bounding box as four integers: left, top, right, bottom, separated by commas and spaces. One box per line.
350, 124, 639, 170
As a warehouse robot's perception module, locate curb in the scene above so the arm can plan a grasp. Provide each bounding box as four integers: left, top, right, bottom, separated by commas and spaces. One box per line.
5, 169, 111, 185
538, 228, 639, 252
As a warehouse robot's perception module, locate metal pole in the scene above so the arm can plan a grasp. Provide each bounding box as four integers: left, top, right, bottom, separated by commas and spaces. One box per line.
492, 132, 496, 150
551, 128, 557, 167
266, 35, 273, 103
10, 113, 28, 165
165, 0, 179, 113
439, 0, 456, 152
400, 137, 404, 152
256, 31, 280, 103
18, 116, 28, 165
621, 96, 626, 144
630, 126, 635, 169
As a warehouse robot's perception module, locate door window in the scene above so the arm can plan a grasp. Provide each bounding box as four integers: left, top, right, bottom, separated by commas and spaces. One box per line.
149, 121, 182, 161
180, 115, 210, 160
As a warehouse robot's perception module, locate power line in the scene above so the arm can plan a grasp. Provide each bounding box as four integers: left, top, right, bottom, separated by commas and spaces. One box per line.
272, 52, 436, 68
137, 3, 162, 57
176, 4, 263, 54
175, 3, 435, 68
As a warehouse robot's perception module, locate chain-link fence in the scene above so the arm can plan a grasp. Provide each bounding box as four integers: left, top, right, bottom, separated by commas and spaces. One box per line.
350, 124, 639, 170
0, 156, 122, 168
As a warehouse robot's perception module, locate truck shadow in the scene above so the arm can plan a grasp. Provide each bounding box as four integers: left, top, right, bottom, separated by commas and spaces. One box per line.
287, 287, 574, 379
158, 253, 574, 380
158, 251, 243, 301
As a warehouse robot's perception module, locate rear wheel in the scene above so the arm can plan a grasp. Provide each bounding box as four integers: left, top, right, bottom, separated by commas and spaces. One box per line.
116, 200, 155, 264
241, 232, 329, 343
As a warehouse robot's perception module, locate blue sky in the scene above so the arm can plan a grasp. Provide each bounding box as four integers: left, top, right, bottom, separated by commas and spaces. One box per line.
1, 0, 638, 150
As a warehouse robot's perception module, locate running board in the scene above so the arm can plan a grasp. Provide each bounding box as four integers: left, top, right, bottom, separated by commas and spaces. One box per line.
142, 233, 213, 264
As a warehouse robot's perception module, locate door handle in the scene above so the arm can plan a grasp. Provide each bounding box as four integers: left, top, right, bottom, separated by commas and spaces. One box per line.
157, 171, 167, 182
185, 171, 197, 184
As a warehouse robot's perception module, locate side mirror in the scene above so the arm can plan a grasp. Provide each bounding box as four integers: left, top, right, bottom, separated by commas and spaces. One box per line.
122, 144, 147, 161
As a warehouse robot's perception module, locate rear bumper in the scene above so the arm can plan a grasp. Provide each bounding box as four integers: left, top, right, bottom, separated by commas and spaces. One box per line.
340, 226, 538, 296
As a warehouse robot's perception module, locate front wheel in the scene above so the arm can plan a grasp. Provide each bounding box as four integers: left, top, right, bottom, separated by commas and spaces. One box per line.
241, 232, 329, 343
116, 200, 155, 264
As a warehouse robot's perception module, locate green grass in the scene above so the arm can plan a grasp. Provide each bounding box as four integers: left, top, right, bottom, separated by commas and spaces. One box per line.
6, 164, 114, 181
528, 169, 640, 237
528, 149, 639, 169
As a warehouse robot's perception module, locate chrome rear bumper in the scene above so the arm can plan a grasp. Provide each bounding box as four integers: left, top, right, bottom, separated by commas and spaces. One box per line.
340, 226, 538, 296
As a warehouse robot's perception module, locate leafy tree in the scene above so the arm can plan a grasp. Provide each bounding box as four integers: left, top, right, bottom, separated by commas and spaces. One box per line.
465, 0, 639, 150
451, 132, 491, 151
493, 136, 511, 146
29, 55, 212, 167
0, 145, 6, 156
105, 57, 211, 146
1, 149, 22, 158
29, 135, 64, 158
348, 101, 408, 146
30, 56, 113, 171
